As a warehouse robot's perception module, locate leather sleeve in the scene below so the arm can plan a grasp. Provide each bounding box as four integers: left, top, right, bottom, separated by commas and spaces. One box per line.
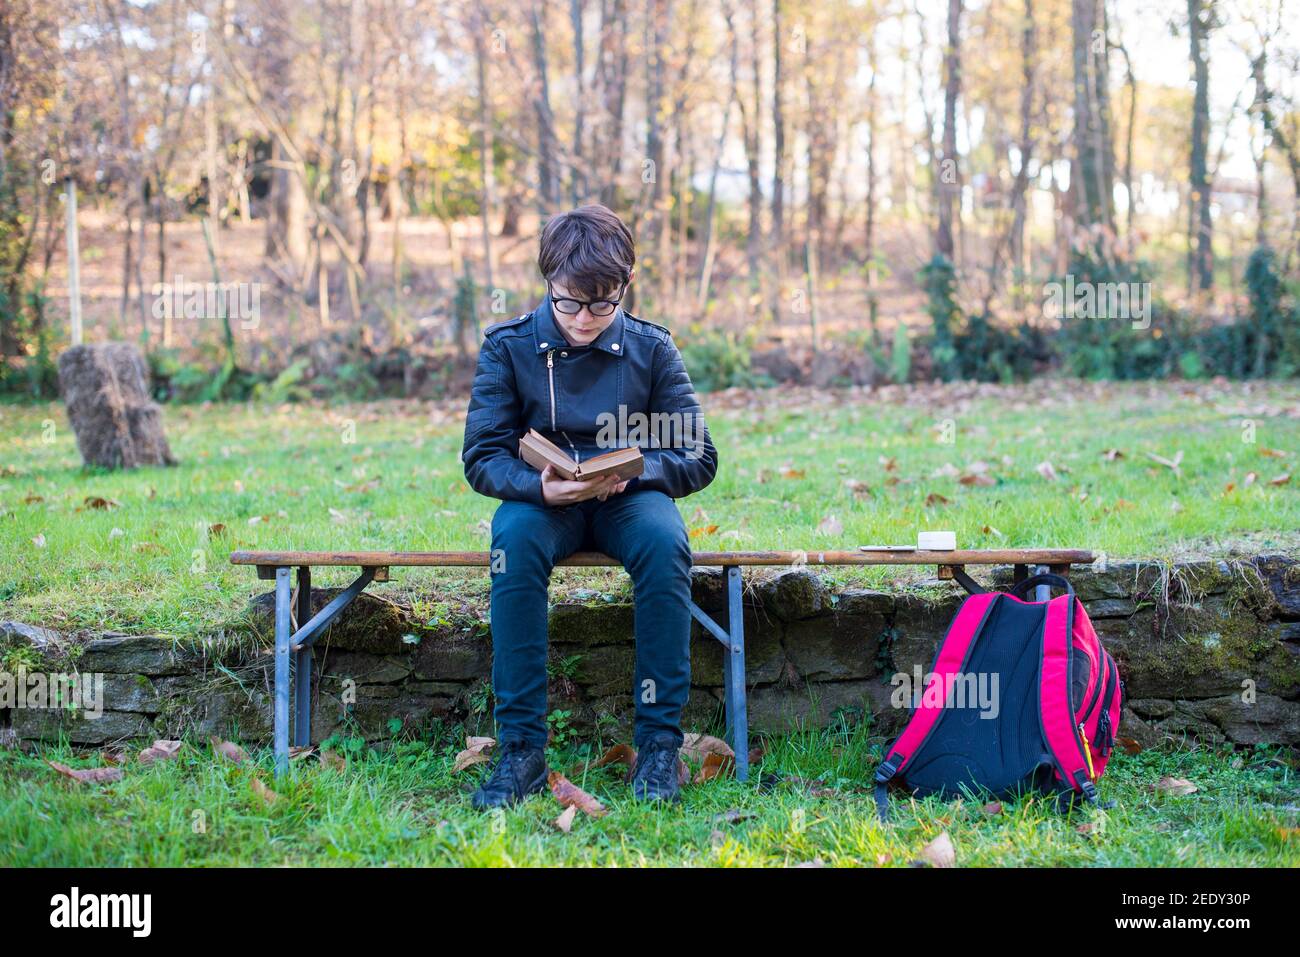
461, 335, 546, 505
635, 336, 719, 498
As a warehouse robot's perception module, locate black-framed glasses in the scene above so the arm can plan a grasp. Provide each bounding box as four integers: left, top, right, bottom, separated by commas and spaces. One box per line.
548, 281, 627, 318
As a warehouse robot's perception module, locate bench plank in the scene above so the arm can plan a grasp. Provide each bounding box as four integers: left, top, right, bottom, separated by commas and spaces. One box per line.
231, 548, 1094, 568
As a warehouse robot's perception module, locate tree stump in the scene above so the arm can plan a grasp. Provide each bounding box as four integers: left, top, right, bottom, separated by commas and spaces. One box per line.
57, 343, 177, 469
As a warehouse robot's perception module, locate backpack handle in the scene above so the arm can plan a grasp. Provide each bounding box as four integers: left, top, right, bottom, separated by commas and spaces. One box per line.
1009, 573, 1075, 600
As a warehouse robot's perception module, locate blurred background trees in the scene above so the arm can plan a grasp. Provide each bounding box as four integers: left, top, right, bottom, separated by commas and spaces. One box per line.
2, 0, 1300, 399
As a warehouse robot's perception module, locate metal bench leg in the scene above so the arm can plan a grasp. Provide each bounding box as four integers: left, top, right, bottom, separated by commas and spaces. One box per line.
723, 565, 749, 781
1034, 564, 1050, 603
274, 566, 292, 777
293, 566, 312, 749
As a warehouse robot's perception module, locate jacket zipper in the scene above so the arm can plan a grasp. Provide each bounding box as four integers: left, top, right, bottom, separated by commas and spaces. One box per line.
546, 349, 580, 463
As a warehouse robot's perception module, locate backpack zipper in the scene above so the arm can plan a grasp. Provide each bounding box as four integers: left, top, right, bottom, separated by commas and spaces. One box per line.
1077, 723, 1097, 780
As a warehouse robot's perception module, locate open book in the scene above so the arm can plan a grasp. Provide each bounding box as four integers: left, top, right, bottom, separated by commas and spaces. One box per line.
519, 428, 645, 483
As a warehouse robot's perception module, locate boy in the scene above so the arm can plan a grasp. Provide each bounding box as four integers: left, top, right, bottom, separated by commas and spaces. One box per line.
461, 204, 718, 807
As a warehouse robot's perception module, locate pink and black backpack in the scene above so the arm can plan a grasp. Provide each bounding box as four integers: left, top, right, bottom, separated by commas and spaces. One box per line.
874, 573, 1124, 816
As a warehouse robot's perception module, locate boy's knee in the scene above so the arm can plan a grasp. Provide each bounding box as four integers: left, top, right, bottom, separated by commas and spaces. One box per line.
624, 520, 690, 575
490, 503, 558, 575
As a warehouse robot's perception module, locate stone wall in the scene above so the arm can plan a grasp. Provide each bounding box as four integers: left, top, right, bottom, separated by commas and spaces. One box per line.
3, 555, 1299, 750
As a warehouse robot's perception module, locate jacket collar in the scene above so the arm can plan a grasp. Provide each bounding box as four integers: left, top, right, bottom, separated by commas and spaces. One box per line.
533, 291, 626, 357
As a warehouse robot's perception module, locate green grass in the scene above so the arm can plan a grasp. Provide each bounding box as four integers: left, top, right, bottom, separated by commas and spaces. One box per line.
1, 379, 1297, 638
2, 379, 1299, 867
3, 726, 1296, 867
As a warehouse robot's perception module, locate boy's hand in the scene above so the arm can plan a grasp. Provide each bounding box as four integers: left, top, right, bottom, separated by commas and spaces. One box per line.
540, 464, 622, 507
596, 480, 630, 502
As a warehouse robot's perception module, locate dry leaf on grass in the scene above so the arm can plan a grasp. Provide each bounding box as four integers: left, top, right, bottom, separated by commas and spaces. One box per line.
548, 771, 607, 818
1155, 776, 1198, 796
1115, 736, 1143, 755
209, 737, 248, 765
48, 761, 123, 784
138, 740, 183, 764
320, 749, 348, 772
452, 736, 496, 773
980, 801, 1003, 817
1035, 461, 1059, 482
816, 515, 844, 536
680, 733, 734, 763
592, 743, 637, 781
553, 804, 578, 833
912, 831, 956, 868
694, 751, 736, 783
251, 777, 279, 805
1144, 450, 1184, 478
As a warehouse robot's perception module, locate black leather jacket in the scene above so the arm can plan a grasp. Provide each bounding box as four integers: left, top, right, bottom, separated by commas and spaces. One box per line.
462, 293, 719, 505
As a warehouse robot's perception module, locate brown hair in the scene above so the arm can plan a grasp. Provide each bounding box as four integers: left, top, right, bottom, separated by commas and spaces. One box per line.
537, 204, 635, 300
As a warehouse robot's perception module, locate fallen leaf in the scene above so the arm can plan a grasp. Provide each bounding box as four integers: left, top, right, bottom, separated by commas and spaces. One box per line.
1243, 472, 1258, 487
1116, 736, 1144, 755
592, 743, 637, 773
680, 733, 735, 763
959, 473, 995, 487
553, 804, 578, 833
980, 801, 1003, 816
1035, 461, 1059, 482
138, 740, 183, 764
251, 777, 279, 805
913, 831, 956, 868
1258, 447, 1287, 458
22, 493, 43, 504
689, 524, 720, 538
1269, 473, 1291, 486
694, 751, 736, 783
982, 525, 1005, 539
779, 467, 806, 480
453, 742, 494, 773
83, 496, 121, 511
320, 749, 348, 772
208, 523, 228, 537
1144, 450, 1184, 478
48, 761, 123, 784
843, 478, 873, 499
1075, 821, 1099, 834
548, 771, 608, 817
210, 737, 249, 765
1101, 448, 1124, 461
1155, 776, 1198, 796
31, 534, 46, 548
816, 515, 844, 536
925, 492, 951, 507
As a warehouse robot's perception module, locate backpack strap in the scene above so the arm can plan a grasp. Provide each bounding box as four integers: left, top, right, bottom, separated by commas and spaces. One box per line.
874, 591, 1001, 816
1037, 593, 1097, 802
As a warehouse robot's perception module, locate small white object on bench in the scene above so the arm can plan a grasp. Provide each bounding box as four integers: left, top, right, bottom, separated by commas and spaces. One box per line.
918, 531, 957, 551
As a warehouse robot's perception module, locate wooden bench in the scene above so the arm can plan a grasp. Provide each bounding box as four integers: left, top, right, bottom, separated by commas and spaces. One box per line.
230, 548, 1094, 777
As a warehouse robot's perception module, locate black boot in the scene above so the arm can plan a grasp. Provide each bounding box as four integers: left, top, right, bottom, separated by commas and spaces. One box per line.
470, 741, 549, 810
631, 733, 682, 803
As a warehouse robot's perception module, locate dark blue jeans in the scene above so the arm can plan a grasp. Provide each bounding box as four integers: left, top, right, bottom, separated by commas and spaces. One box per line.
488, 488, 692, 749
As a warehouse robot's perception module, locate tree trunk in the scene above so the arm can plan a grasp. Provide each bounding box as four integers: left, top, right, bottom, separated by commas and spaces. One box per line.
936, 0, 962, 259
1187, 0, 1214, 292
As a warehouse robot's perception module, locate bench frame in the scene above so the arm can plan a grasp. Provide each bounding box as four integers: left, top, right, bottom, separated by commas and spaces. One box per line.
231, 549, 1094, 779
